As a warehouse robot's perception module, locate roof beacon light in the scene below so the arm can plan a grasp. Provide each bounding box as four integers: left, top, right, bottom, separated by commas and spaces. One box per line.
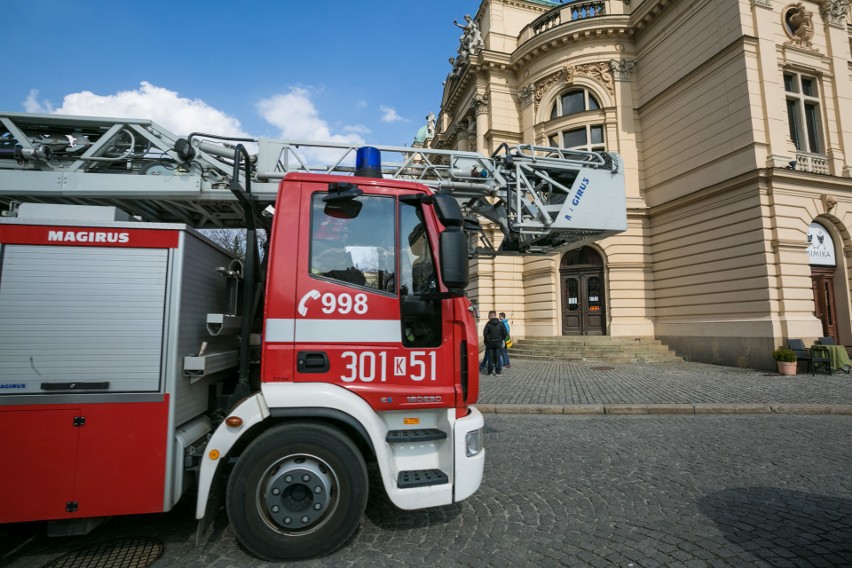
355, 146, 382, 178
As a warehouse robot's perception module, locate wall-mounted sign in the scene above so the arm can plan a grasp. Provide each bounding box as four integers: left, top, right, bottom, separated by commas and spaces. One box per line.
807, 222, 835, 266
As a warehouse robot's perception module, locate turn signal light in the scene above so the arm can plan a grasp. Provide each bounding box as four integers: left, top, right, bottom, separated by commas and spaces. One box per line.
225, 416, 243, 427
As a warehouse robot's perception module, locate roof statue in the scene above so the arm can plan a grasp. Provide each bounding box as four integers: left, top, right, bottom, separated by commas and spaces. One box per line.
412, 112, 436, 147
448, 15, 484, 80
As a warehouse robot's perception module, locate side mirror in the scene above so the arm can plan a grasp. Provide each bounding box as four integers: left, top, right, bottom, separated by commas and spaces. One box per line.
430, 193, 464, 228
323, 182, 363, 219
440, 228, 468, 291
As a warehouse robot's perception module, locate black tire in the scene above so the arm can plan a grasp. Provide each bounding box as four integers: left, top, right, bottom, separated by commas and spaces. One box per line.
226, 423, 368, 561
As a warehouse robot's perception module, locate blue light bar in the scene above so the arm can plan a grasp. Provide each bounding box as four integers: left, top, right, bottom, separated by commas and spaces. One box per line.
355, 146, 382, 178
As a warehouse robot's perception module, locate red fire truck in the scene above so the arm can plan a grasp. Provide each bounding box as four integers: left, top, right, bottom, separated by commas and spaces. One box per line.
0, 112, 625, 560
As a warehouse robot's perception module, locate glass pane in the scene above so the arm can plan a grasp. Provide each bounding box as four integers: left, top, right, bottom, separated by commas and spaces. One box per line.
590, 125, 604, 145
805, 103, 821, 154
588, 93, 600, 110
566, 279, 579, 312
311, 193, 395, 291
562, 127, 587, 149
561, 91, 585, 115
399, 203, 436, 297
801, 77, 815, 97
784, 74, 796, 93
787, 99, 802, 151
587, 277, 601, 311
548, 135, 558, 147
824, 282, 833, 326
550, 103, 557, 120
400, 201, 441, 347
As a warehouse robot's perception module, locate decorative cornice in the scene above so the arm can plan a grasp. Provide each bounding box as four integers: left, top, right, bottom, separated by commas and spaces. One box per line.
524, 62, 615, 111
531, 67, 571, 110
575, 62, 615, 95
820, 0, 849, 28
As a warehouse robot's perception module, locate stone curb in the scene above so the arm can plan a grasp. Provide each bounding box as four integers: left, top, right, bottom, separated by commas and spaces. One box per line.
476, 403, 852, 415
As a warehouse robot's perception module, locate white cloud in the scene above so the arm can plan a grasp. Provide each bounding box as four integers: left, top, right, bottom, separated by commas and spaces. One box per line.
379, 105, 405, 123
257, 87, 365, 144
257, 87, 367, 168
343, 124, 372, 135
24, 90, 54, 113
24, 82, 249, 138
22, 83, 372, 170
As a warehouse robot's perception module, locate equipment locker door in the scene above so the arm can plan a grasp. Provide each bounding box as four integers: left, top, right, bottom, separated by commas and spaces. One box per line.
0, 407, 80, 523
0, 245, 168, 393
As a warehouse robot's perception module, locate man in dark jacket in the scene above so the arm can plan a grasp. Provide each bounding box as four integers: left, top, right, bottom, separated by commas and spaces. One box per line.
483, 310, 508, 375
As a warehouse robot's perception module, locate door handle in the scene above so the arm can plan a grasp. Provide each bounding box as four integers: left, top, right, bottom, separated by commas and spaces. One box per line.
297, 351, 330, 373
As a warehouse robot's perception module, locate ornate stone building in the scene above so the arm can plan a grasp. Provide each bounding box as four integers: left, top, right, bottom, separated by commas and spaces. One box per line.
431, 0, 852, 369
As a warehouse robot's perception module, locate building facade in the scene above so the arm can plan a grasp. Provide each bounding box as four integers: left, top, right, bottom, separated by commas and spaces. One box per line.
431, 0, 852, 369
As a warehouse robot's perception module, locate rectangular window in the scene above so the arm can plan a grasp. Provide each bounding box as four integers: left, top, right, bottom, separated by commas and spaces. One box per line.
785, 72, 823, 155
556, 125, 605, 152
804, 103, 821, 154
787, 99, 802, 150
399, 201, 441, 347
310, 193, 396, 293
562, 127, 587, 148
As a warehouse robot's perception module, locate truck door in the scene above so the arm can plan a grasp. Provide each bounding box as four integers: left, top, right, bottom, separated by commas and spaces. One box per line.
291, 183, 454, 410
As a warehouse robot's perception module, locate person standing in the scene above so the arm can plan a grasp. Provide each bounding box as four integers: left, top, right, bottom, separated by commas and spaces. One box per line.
483, 310, 508, 375
499, 312, 511, 369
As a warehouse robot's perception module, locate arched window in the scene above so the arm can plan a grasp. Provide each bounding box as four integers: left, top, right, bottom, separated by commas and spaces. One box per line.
560, 246, 603, 267
546, 87, 606, 151
550, 89, 601, 119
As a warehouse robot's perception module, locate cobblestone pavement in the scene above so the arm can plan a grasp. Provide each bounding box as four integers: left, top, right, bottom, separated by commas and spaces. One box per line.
4, 414, 851, 567
478, 360, 852, 407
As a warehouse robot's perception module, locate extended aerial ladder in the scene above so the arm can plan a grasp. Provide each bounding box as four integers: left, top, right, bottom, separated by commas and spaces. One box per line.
0, 111, 626, 253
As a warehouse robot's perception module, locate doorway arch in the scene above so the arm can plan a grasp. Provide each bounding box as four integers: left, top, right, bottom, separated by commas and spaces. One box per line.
808, 221, 839, 342
559, 247, 606, 335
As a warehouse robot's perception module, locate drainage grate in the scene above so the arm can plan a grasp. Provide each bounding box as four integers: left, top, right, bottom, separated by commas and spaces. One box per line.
590, 366, 615, 371
43, 537, 163, 568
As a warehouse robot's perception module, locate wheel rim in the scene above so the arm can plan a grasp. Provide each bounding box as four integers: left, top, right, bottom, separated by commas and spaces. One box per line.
258, 454, 338, 533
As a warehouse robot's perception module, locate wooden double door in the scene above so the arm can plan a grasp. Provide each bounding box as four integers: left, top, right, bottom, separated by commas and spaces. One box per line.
811, 267, 838, 342
560, 269, 605, 336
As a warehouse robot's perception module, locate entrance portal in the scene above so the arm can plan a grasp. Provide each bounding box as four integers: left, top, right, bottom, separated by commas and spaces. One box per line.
807, 222, 839, 343
810, 267, 837, 341
560, 247, 605, 336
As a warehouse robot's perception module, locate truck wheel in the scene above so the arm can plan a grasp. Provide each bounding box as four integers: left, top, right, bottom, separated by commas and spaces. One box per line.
226, 423, 368, 561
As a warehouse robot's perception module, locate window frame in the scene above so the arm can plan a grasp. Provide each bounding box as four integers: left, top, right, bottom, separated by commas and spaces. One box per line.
550, 88, 601, 119
548, 123, 606, 152
784, 72, 824, 155
308, 191, 398, 296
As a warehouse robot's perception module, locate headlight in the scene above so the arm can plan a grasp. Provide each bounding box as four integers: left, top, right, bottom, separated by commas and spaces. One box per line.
465, 428, 483, 457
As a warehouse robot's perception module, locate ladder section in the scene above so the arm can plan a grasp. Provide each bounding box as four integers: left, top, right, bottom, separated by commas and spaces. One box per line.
1, 112, 626, 252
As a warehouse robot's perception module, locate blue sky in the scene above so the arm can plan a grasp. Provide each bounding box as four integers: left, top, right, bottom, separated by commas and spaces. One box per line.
3, 0, 481, 147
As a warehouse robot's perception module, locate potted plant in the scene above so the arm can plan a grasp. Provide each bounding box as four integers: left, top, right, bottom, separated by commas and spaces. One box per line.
773, 347, 798, 376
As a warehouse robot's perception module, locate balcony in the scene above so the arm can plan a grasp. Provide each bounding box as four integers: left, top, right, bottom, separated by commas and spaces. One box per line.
523, 1, 610, 42
795, 152, 829, 175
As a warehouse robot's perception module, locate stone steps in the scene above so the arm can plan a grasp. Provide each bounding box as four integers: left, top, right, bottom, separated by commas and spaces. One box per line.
508, 336, 683, 364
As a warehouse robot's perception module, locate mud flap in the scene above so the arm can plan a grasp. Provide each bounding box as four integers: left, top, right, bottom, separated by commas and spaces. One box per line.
195, 471, 225, 546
